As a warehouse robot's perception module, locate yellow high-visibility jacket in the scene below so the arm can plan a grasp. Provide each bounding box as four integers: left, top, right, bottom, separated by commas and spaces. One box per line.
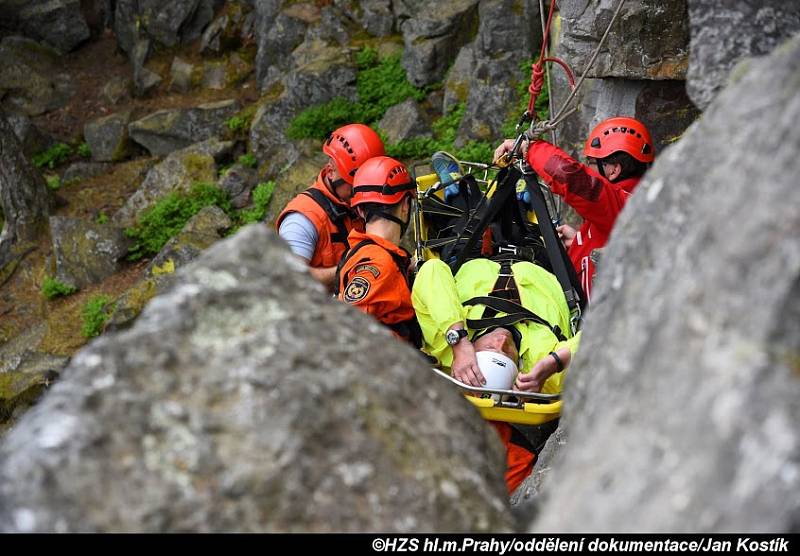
411, 258, 580, 394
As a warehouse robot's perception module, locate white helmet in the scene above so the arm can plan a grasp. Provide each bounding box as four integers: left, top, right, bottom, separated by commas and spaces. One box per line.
475, 351, 518, 391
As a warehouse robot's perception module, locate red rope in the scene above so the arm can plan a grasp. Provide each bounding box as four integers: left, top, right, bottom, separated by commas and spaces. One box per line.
526, 1, 575, 120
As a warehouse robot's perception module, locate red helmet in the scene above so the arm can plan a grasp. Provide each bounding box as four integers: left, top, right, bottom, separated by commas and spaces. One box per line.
322, 123, 386, 185
583, 117, 655, 163
351, 156, 415, 207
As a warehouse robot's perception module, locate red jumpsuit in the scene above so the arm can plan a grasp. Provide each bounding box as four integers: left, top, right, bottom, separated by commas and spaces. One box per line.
526, 141, 641, 302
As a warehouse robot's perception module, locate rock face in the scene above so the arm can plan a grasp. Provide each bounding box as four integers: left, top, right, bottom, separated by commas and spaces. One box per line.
0, 225, 512, 532
377, 99, 431, 144
84, 111, 132, 163
128, 100, 240, 157
533, 35, 800, 533
548, 0, 697, 158
0, 37, 74, 116
686, 0, 800, 110
401, 0, 480, 87
0, 0, 90, 53
114, 138, 233, 226
49, 216, 131, 289
558, 0, 689, 80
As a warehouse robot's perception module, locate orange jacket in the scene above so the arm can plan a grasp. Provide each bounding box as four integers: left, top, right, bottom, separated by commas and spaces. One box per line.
336, 229, 420, 346
276, 172, 364, 268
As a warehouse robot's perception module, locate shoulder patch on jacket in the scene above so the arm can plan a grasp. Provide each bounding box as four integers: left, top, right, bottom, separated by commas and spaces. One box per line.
343, 276, 371, 303
354, 263, 380, 278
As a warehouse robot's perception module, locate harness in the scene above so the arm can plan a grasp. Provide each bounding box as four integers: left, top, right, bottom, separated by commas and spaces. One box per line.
421, 166, 584, 334
334, 238, 422, 348
464, 258, 567, 343
301, 187, 354, 248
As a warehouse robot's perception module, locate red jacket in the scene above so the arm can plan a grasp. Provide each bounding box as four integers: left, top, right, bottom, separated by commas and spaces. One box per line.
526, 140, 640, 302
276, 172, 364, 268
337, 229, 420, 346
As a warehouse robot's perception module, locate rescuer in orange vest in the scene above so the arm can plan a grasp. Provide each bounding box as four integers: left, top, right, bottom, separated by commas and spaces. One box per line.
277, 124, 386, 291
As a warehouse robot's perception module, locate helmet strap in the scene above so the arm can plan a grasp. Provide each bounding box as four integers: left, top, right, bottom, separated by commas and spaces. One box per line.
366, 210, 410, 237
595, 159, 607, 179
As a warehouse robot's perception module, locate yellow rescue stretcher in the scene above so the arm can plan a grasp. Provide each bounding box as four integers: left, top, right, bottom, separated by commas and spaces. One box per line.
412, 159, 562, 426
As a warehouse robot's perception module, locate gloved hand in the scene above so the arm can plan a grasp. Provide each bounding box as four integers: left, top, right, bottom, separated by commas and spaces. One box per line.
516, 189, 532, 208
444, 182, 460, 202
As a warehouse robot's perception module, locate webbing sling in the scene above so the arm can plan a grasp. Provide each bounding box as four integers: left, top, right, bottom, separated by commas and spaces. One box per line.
464, 260, 567, 342
522, 169, 585, 318
302, 187, 352, 247
464, 296, 567, 342
450, 167, 518, 274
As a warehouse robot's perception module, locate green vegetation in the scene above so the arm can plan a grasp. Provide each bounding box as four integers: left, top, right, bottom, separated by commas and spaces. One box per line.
286, 47, 532, 165
227, 115, 249, 133
501, 58, 549, 138
77, 142, 92, 159
32, 143, 72, 169
45, 174, 61, 190
96, 212, 109, 225
384, 103, 494, 163
81, 295, 114, 338
237, 181, 276, 226
41, 277, 77, 299
238, 153, 257, 168
286, 49, 425, 140
125, 182, 231, 261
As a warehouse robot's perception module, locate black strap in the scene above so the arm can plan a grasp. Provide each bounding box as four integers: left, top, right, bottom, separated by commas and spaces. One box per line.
352, 181, 415, 195
463, 296, 567, 342
522, 170, 585, 316
451, 167, 518, 273
302, 187, 353, 246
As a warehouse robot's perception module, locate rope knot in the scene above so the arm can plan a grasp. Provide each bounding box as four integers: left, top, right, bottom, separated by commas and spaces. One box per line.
527, 62, 546, 115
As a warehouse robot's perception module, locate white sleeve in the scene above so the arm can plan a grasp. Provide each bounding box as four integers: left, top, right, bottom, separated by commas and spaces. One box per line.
278, 212, 319, 261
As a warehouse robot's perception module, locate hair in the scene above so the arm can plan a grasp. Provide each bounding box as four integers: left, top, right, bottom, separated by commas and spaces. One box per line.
601, 151, 650, 181
358, 198, 409, 224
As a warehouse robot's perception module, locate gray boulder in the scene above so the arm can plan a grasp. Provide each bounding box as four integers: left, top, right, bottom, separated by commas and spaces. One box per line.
169, 57, 198, 93
401, 0, 480, 87
0, 225, 512, 532
130, 37, 161, 97
377, 99, 432, 145
49, 216, 131, 289
62, 162, 113, 185
254, 9, 308, 91
455, 53, 520, 147
445, 0, 541, 146
113, 0, 216, 59
0, 345, 65, 428
0, 37, 74, 116
200, 14, 230, 54
219, 164, 259, 209
106, 207, 232, 333
558, 0, 689, 80
101, 76, 132, 105
686, 0, 800, 110
335, 0, 394, 37
128, 100, 240, 157
115, 138, 234, 226
84, 111, 131, 163
474, 0, 538, 59
0, 0, 89, 53
533, 34, 800, 533
443, 45, 475, 114
3, 111, 51, 157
